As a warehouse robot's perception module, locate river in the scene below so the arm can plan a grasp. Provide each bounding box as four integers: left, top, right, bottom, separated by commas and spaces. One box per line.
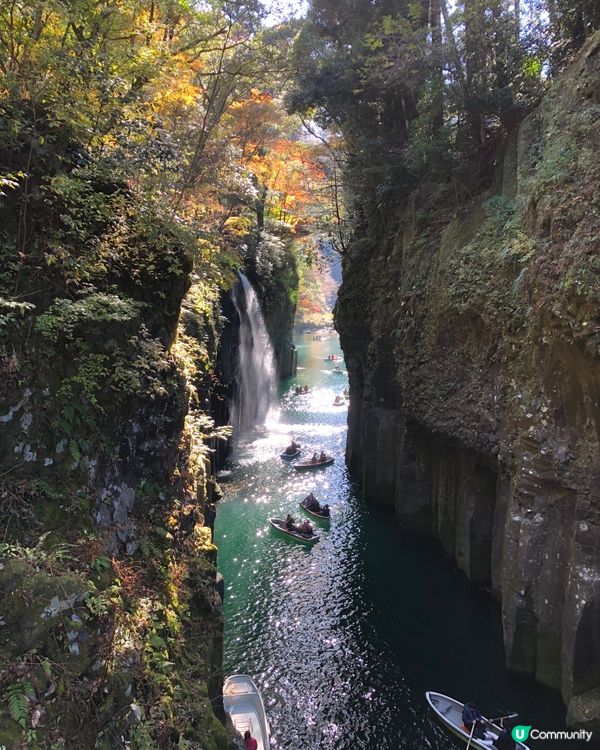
214, 332, 567, 750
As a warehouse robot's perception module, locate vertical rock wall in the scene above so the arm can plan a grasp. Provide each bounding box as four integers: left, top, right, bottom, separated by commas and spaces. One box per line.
0, 138, 235, 746
337, 33, 600, 732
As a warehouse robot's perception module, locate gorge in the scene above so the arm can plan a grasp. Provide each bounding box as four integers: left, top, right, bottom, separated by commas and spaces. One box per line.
0, 0, 599, 747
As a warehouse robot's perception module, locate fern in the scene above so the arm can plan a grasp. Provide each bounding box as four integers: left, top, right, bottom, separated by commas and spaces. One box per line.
41, 659, 53, 680
7, 680, 33, 728
69, 439, 81, 464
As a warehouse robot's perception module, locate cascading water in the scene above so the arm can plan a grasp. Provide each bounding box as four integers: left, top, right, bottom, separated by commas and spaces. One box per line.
230, 273, 278, 435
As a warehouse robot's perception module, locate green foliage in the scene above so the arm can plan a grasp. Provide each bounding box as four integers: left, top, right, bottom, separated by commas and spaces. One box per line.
84, 590, 110, 617
287, 0, 598, 231
7, 680, 34, 729
529, 134, 578, 199
35, 294, 141, 343
90, 556, 112, 575
0, 297, 35, 335
110, 326, 174, 399
0, 172, 22, 196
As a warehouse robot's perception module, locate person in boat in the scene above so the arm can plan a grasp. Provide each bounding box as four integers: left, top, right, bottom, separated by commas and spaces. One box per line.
311, 451, 318, 463
303, 385, 309, 393
321, 503, 330, 517
319, 451, 327, 462
462, 702, 494, 741
285, 440, 298, 455
493, 719, 516, 750
300, 519, 313, 536
285, 514, 296, 531
304, 492, 320, 511
243, 730, 258, 750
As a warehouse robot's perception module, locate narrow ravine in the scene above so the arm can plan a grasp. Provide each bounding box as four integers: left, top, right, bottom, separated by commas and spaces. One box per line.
215, 332, 569, 750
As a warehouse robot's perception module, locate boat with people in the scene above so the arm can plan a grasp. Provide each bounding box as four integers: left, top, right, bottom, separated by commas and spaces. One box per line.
280, 440, 301, 459
333, 395, 345, 406
294, 453, 334, 471
280, 448, 301, 459
425, 692, 529, 750
299, 497, 331, 524
269, 517, 320, 545
223, 675, 270, 750
332, 366, 343, 374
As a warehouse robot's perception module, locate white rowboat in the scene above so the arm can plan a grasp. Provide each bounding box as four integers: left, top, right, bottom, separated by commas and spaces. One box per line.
223, 675, 270, 750
269, 517, 319, 545
425, 692, 529, 750
293, 456, 334, 471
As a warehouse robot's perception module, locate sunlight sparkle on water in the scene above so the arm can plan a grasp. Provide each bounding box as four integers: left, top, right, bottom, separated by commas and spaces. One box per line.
215, 330, 569, 750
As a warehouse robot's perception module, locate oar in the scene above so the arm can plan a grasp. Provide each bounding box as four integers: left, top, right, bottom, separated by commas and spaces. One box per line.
465, 721, 477, 750
487, 712, 519, 724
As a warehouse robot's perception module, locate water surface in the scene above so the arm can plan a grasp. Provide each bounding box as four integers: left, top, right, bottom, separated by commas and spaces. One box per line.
215, 333, 567, 749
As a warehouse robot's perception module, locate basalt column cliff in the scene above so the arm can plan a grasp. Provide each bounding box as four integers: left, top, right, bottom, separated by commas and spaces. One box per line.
337, 33, 600, 730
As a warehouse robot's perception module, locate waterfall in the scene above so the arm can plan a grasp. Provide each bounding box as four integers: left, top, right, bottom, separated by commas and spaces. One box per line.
230, 273, 278, 435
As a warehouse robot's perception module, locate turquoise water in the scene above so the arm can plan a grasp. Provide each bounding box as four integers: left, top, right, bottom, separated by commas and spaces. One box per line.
214, 333, 567, 749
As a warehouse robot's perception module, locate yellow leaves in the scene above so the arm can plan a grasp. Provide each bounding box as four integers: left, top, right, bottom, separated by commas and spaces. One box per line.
223, 216, 252, 237
151, 74, 200, 114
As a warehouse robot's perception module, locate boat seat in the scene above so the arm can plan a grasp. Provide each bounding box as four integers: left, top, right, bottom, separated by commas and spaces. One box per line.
441, 705, 453, 716
229, 706, 256, 736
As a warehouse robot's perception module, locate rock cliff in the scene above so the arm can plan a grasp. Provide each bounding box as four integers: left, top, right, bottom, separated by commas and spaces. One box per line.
337, 32, 600, 731
0, 109, 235, 748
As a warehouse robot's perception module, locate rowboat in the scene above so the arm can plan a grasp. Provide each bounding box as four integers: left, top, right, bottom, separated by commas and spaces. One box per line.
293, 456, 334, 471
425, 692, 529, 750
280, 449, 301, 459
269, 517, 319, 545
332, 367, 343, 374
223, 675, 270, 750
299, 500, 331, 524
332, 398, 345, 406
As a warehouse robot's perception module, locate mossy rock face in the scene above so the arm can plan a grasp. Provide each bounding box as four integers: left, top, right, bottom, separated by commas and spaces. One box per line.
0, 559, 90, 658
336, 29, 600, 717
0, 108, 232, 746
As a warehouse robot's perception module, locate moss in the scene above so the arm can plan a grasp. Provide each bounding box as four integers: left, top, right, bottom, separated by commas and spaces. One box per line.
0, 91, 239, 750
336, 31, 600, 709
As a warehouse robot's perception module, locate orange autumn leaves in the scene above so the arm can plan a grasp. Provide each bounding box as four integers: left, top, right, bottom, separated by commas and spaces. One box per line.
229, 89, 327, 231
